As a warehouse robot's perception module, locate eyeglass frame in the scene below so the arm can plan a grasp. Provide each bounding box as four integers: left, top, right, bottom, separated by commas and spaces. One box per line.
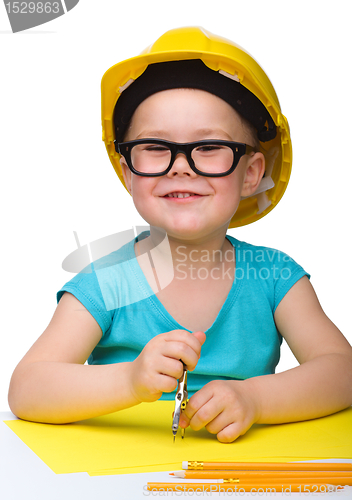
115, 139, 256, 178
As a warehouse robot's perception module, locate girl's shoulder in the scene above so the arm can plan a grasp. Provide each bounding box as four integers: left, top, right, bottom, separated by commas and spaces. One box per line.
226, 235, 298, 268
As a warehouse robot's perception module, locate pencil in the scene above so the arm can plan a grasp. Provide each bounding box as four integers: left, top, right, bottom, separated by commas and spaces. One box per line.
172, 470, 352, 480
170, 475, 352, 486
147, 482, 345, 493
183, 461, 352, 471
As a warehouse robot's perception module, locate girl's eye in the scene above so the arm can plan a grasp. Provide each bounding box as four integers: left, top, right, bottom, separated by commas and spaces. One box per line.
196, 145, 221, 152
144, 146, 169, 152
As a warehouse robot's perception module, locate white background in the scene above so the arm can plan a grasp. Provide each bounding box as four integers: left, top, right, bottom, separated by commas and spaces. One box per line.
0, 0, 351, 412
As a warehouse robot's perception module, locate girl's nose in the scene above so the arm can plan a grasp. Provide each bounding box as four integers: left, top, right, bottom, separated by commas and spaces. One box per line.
168, 152, 196, 176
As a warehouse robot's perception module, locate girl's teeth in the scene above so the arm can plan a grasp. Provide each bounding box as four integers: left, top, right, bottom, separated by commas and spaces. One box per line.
167, 192, 195, 198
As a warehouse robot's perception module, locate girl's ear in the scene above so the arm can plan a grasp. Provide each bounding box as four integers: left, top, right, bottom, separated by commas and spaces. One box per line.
120, 157, 132, 194
241, 152, 266, 197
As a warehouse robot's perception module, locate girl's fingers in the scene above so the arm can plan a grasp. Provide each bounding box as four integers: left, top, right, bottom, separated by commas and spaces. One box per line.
160, 341, 200, 372
216, 421, 247, 443
182, 390, 217, 430
164, 330, 205, 357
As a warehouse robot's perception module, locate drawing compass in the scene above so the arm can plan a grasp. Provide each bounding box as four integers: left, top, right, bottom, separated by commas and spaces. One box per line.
172, 365, 188, 442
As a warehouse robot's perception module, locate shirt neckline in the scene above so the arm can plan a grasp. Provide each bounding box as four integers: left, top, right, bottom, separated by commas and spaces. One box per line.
127, 232, 243, 333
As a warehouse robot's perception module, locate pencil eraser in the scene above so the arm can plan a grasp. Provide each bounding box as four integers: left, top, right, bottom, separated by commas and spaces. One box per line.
182, 461, 188, 470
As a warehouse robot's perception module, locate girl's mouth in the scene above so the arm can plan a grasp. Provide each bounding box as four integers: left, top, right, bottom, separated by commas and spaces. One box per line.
163, 192, 204, 200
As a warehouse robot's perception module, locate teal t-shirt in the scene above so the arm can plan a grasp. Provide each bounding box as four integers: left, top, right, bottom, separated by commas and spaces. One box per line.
57, 233, 309, 400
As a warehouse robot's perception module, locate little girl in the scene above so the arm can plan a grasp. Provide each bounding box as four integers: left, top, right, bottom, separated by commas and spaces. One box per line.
8, 27, 352, 443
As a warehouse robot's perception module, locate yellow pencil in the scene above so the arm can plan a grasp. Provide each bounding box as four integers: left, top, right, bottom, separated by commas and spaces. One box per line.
183, 461, 352, 471
171, 470, 352, 480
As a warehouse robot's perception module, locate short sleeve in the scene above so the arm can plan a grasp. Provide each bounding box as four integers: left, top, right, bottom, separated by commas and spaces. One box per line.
230, 236, 310, 315
57, 235, 141, 337
272, 251, 310, 312
57, 270, 114, 337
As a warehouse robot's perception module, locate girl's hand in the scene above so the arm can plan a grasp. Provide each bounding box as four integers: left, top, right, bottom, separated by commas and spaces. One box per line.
129, 330, 206, 403
179, 379, 260, 443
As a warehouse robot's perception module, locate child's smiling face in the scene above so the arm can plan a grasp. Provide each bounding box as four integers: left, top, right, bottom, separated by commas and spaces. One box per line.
120, 88, 264, 244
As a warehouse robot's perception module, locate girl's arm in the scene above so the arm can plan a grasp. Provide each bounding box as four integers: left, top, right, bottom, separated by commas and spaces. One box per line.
181, 276, 352, 443
247, 276, 352, 423
8, 292, 139, 423
8, 292, 205, 424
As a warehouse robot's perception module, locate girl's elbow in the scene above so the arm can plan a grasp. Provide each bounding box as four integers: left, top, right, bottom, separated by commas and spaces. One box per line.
7, 367, 33, 420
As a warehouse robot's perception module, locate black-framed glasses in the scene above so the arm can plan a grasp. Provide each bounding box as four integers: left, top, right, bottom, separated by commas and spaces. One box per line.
115, 139, 255, 177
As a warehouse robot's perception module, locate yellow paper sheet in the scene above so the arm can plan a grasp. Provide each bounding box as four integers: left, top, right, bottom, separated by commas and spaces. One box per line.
4, 402, 352, 475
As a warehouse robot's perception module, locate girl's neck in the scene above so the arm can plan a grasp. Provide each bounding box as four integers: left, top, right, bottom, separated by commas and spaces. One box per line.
136, 226, 234, 272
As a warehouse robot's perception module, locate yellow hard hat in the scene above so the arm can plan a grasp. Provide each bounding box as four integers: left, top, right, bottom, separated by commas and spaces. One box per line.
101, 26, 292, 228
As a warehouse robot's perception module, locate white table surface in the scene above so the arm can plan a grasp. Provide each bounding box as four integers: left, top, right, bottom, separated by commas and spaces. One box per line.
1, 411, 351, 500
